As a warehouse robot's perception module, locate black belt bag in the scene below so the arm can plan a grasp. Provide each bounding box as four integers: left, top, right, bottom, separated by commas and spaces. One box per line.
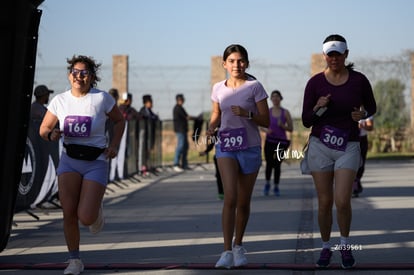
64, 143, 105, 161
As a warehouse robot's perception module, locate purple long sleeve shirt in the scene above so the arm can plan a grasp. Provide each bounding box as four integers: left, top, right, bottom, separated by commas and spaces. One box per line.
302, 70, 376, 141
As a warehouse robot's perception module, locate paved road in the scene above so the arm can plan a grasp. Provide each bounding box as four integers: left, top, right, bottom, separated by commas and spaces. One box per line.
1, 160, 413, 274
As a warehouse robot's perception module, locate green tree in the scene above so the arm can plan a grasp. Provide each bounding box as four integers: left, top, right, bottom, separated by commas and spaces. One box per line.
373, 79, 408, 129
371, 79, 409, 152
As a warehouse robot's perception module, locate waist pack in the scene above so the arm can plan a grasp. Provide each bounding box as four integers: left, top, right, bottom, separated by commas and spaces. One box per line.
64, 143, 105, 161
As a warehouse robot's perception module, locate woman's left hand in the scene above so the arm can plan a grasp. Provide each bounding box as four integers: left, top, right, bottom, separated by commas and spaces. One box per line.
105, 146, 118, 159
351, 107, 367, 122
231, 105, 247, 117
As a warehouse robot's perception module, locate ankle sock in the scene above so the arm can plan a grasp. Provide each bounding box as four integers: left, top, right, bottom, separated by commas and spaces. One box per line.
69, 249, 80, 259
340, 236, 349, 246
322, 241, 331, 250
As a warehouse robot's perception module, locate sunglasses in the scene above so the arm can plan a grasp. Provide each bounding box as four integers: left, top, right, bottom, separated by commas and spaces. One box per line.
71, 68, 90, 77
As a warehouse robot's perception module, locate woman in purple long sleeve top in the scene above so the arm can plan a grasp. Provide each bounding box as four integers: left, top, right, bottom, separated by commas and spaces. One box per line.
301, 34, 376, 269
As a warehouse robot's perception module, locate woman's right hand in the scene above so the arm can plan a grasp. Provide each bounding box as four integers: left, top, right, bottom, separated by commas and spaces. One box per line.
206, 127, 215, 137
313, 94, 331, 111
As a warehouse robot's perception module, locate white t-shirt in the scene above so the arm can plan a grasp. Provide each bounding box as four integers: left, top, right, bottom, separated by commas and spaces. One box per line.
48, 88, 115, 149
211, 78, 268, 147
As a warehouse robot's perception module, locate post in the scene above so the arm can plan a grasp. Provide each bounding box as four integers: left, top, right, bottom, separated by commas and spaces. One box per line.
311, 53, 325, 77
112, 55, 129, 101
411, 53, 414, 131
211, 56, 226, 88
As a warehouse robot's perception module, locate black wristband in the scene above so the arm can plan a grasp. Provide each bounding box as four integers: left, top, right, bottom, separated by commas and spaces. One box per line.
248, 111, 253, 120
47, 131, 52, 141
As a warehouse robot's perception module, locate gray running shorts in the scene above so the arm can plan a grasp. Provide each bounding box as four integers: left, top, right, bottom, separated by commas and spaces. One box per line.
306, 136, 361, 172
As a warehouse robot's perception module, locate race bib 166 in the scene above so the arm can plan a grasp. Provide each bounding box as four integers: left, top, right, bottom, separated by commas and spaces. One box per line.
63, 115, 92, 137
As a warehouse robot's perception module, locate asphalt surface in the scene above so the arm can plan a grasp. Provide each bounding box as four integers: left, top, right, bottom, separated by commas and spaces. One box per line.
1, 160, 413, 274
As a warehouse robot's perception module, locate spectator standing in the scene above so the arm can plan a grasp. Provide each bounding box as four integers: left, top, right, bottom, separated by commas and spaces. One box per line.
139, 94, 160, 173
119, 93, 141, 121
173, 94, 195, 171
108, 88, 119, 103
139, 94, 159, 121
116, 92, 142, 178
301, 34, 376, 269
263, 90, 293, 196
107, 88, 123, 182
207, 44, 269, 269
31, 85, 54, 121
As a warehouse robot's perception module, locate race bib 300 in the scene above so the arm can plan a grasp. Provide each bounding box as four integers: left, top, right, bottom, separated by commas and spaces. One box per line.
320, 125, 349, 151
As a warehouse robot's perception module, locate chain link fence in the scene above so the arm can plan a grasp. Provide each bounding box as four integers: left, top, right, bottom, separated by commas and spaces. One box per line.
34, 52, 413, 154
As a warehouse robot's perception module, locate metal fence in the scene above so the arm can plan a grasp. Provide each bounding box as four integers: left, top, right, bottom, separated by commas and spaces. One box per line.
34, 52, 412, 121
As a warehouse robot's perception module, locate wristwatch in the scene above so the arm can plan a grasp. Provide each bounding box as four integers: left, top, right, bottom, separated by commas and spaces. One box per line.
248, 111, 253, 120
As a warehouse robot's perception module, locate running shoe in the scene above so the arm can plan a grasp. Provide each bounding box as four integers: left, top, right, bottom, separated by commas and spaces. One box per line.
357, 180, 363, 194
341, 249, 356, 269
89, 203, 104, 234
215, 250, 233, 269
173, 166, 183, 172
63, 258, 84, 275
263, 183, 270, 196
352, 179, 363, 196
233, 245, 248, 267
316, 248, 332, 268
352, 180, 359, 197
273, 186, 280, 196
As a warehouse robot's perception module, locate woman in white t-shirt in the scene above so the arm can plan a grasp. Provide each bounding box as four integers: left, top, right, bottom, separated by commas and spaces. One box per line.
40, 55, 125, 275
207, 44, 269, 269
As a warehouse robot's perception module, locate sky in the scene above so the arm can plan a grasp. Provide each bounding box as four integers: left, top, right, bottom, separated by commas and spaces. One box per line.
34, 0, 414, 119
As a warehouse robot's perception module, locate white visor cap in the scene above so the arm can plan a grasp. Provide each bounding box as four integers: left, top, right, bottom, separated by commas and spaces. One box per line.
323, 41, 347, 55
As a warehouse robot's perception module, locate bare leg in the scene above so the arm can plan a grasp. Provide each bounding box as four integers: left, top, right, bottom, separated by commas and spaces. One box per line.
78, 179, 106, 226
234, 171, 258, 246
217, 157, 239, 251
312, 171, 335, 242
59, 173, 106, 254
58, 172, 82, 252
334, 169, 356, 237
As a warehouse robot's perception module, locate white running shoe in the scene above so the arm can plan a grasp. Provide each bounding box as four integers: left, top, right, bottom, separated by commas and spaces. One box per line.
173, 166, 184, 172
233, 245, 248, 267
89, 203, 104, 234
63, 258, 84, 275
215, 250, 233, 269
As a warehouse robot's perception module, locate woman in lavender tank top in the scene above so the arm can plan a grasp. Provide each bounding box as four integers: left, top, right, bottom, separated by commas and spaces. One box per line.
263, 90, 293, 196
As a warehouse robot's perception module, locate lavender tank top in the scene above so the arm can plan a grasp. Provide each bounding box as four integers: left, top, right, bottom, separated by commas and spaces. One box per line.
266, 107, 287, 143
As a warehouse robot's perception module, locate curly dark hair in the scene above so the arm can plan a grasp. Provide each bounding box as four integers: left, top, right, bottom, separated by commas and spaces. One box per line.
66, 55, 101, 88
